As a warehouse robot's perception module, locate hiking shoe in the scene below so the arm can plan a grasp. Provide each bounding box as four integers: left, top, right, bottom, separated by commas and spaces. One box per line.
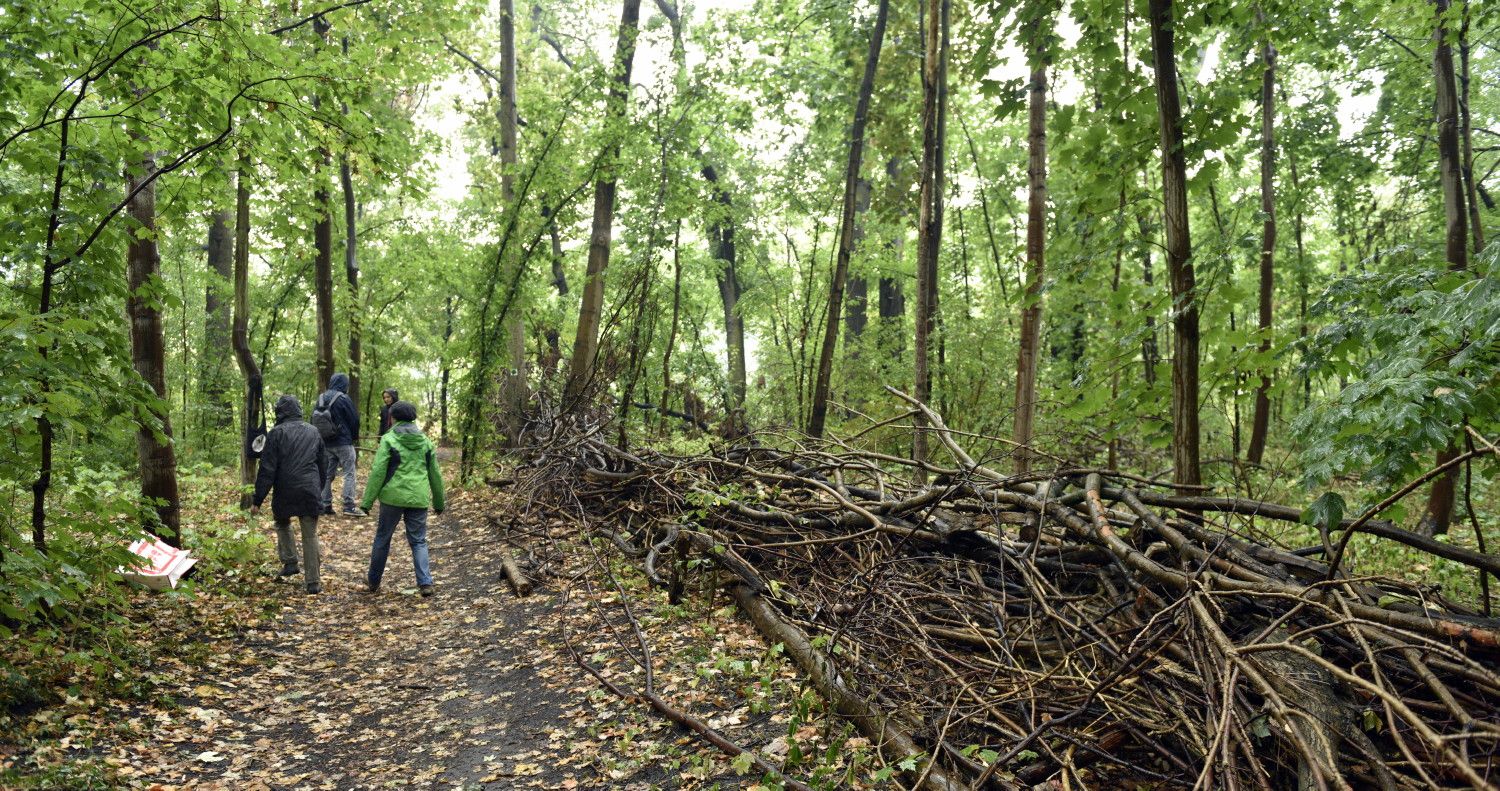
306, 584, 322, 595
419, 584, 435, 598
277, 564, 300, 578
320, 506, 335, 516
359, 583, 380, 594
343, 506, 368, 518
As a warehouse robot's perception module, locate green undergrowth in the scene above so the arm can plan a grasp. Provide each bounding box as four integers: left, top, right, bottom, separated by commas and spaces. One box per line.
1, 464, 274, 786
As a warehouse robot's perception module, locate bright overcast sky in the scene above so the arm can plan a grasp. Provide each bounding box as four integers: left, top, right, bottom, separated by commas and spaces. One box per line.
415, 0, 1376, 208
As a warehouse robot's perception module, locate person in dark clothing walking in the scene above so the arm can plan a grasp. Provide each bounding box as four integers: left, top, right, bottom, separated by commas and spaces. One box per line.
316, 372, 365, 517
360, 401, 446, 597
378, 387, 399, 437
251, 395, 330, 594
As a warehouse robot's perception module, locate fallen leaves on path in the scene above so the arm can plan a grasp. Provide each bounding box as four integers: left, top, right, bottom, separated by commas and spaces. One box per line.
4, 483, 896, 789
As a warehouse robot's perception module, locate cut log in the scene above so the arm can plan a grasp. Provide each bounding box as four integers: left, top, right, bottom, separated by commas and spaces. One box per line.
499, 550, 532, 597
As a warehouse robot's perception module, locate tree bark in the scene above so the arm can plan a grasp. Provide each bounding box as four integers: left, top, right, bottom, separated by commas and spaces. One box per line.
499, 0, 527, 445
700, 164, 747, 428
440, 295, 454, 442
808, 0, 889, 439
202, 210, 234, 434
1013, 19, 1049, 475
913, 0, 949, 479
313, 19, 335, 392
1247, 40, 1276, 466
1457, 0, 1484, 254
232, 164, 264, 509
128, 150, 182, 544
1420, 0, 1470, 537
661, 222, 684, 427
341, 159, 360, 415
1147, 0, 1201, 488
845, 178, 871, 345
564, 0, 642, 405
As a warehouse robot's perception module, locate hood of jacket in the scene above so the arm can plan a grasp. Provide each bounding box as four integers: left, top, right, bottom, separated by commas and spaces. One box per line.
390, 422, 429, 450
329, 372, 350, 393
383, 387, 399, 401
274, 394, 304, 423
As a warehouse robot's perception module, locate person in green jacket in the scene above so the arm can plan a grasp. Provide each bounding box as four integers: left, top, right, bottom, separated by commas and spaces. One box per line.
359, 401, 446, 596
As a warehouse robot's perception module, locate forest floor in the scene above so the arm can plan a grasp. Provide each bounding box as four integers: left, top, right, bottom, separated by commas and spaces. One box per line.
2, 473, 887, 791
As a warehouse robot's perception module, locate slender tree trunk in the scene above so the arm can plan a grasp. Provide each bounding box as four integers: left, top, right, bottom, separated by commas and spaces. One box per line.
313, 19, 335, 391
701, 164, 748, 428
1247, 40, 1277, 466
128, 150, 182, 544
565, 0, 642, 405
808, 0, 889, 439
441, 295, 454, 442
232, 164, 263, 509
497, 0, 527, 445
1147, 0, 1201, 488
1457, 0, 1483, 253
1420, 0, 1470, 537
1138, 213, 1159, 387
202, 211, 234, 435
845, 178, 872, 345
1013, 23, 1049, 475
878, 157, 907, 365
341, 160, 360, 415
913, 0, 949, 479
661, 222, 684, 428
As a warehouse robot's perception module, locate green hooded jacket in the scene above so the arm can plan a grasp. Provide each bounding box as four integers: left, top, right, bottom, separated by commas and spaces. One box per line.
361, 423, 446, 511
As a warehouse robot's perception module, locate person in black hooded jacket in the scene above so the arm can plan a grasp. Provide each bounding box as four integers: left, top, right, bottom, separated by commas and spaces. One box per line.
378, 387, 399, 436
316, 372, 364, 517
252, 394, 330, 594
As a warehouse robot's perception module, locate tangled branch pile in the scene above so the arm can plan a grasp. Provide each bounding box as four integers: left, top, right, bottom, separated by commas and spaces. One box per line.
509, 394, 1500, 790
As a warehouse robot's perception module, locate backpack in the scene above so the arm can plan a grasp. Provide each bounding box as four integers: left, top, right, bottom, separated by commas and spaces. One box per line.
310, 392, 341, 440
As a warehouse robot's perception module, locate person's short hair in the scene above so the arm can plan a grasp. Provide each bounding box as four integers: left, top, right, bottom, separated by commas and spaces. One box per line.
391, 400, 418, 422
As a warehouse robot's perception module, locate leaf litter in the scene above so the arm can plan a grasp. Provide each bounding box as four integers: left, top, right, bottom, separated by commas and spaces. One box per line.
3, 483, 894, 789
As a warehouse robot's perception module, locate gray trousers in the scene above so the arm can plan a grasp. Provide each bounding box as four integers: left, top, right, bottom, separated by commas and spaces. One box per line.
321, 444, 358, 511
275, 515, 321, 588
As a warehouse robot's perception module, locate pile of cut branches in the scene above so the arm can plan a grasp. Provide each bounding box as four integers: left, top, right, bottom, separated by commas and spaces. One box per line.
509, 392, 1500, 790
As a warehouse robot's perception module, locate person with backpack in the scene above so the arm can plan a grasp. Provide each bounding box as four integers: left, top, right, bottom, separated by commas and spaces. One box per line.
312, 372, 365, 517
250, 395, 330, 594
359, 400, 445, 597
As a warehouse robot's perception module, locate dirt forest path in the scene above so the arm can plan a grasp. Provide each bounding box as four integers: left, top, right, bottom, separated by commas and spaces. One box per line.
79, 492, 692, 791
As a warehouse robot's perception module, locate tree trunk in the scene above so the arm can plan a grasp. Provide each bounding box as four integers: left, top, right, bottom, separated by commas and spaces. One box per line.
202, 211, 234, 434
1147, 0, 1201, 488
702, 164, 747, 428
1420, 0, 1470, 537
808, 0, 889, 439
1457, 0, 1483, 254
913, 0, 949, 479
845, 178, 872, 344
661, 222, 684, 427
341, 159, 361, 417
1012, 22, 1049, 475
232, 163, 262, 510
498, 0, 527, 445
313, 19, 335, 392
564, 0, 643, 405
128, 151, 182, 544
440, 295, 454, 443
878, 157, 907, 358
1246, 40, 1277, 466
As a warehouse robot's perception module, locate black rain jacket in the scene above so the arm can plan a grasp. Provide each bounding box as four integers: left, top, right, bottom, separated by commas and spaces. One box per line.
315, 372, 360, 447
253, 395, 330, 519
378, 387, 399, 436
